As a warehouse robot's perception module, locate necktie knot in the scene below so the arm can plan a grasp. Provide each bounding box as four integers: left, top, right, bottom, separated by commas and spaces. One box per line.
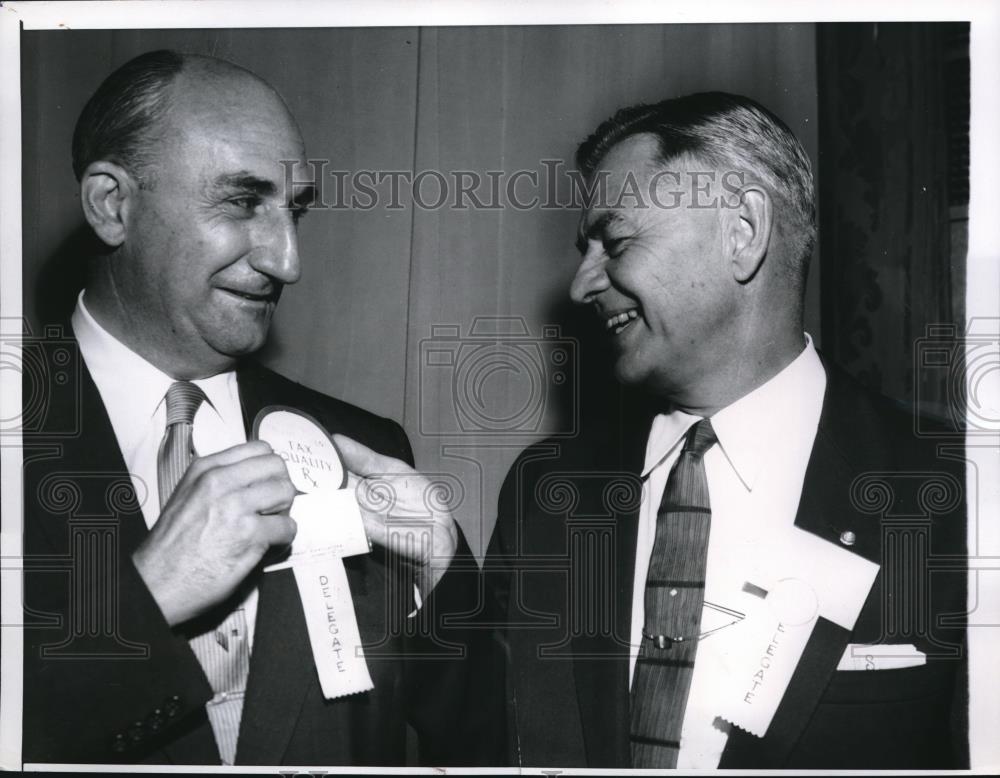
682, 418, 717, 458
165, 381, 206, 426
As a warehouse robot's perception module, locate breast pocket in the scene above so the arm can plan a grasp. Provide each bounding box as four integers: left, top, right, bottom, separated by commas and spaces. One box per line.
821, 659, 959, 704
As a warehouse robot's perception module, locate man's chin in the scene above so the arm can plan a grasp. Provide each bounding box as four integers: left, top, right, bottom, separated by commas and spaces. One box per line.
613, 358, 647, 390
613, 356, 673, 397
210, 329, 270, 363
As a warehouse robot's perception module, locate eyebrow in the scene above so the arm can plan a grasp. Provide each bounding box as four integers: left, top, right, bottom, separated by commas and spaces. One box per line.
211, 173, 277, 197
576, 211, 623, 254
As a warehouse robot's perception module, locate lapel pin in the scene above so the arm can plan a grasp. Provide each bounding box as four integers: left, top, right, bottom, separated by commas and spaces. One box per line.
839, 530, 857, 547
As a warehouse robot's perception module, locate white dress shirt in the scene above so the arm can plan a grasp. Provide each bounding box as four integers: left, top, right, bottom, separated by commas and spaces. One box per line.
629, 334, 826, 768
71, 291, 260, 646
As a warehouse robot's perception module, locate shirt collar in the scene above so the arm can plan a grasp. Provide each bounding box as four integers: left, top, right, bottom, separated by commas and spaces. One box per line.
642, 408, 701, 480
71, 291, 240, 450
642, 334, 826, 491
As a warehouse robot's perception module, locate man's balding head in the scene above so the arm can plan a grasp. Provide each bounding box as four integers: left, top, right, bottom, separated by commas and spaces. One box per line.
72, 50, 298, 188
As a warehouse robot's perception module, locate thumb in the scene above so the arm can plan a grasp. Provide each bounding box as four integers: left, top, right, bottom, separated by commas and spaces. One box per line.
332, 434, 408, 477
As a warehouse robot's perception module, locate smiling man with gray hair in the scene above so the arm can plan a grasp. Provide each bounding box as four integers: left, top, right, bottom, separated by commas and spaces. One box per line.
486, 92, 967, 769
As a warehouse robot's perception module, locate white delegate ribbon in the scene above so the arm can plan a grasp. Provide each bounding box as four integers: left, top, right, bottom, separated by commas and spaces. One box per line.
255, 408, 374, 699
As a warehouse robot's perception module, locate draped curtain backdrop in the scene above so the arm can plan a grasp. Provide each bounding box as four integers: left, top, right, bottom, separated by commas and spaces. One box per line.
23, 25, 855, 557
817, 22, 968, 422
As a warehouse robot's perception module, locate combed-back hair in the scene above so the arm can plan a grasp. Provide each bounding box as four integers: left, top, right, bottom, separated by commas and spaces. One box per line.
71, 49, 185, 185
576, 92, 816, 271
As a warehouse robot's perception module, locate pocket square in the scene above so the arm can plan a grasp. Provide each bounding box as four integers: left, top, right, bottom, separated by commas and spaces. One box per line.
836, 643, 927, 671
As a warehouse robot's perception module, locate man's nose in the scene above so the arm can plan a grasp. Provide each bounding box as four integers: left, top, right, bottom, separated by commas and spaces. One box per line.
250, 208, 302, 285
569, 244, 610, 304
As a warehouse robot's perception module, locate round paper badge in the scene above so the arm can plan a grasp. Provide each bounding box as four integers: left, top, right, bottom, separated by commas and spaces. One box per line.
253, 406, 347, 492
765, 577, 819, 626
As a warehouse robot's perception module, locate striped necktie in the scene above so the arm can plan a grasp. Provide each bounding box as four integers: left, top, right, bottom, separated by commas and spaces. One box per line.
630, 418, 718, 768
157, 380, 249, 765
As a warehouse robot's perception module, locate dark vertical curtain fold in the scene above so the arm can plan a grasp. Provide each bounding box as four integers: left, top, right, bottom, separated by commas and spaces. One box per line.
817, 22, 966, 418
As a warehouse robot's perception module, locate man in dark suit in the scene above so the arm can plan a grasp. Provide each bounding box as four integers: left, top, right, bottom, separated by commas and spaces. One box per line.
23, 49, 491, 766
485, 93, 967, 769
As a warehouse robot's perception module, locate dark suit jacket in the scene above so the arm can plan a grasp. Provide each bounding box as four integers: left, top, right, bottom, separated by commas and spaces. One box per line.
23, 356, 495, 766
484, 360, 968, 769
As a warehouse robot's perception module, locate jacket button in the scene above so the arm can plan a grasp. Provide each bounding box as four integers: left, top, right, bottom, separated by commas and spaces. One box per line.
127, 721, 145, 742
112, 734, 127, 753
146, 708, 164, 732
164, 695, 181, 717
839, 530, 857, 546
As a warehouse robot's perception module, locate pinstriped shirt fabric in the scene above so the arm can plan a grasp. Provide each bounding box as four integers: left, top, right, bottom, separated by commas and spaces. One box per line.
630, 418, 717, 768
158, 381, 249, 766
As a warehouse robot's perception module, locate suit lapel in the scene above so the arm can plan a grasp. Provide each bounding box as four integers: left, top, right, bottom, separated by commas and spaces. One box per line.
571, 404, 651, 767
34, 355, 151, 557
49, 350, 220, 764
235, 564, 315, 764
719, 363, 884, 767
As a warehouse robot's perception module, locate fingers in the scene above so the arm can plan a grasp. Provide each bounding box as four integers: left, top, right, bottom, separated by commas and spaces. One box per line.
188, 439, 274, 475
161, 449, 298, 546
183, 450, 291, 503
255, 513, 298, 548
137, 441, 298, 627
359, 511, 431, 562
221, 452, 292, 491
238, 472, 298, 515
333, 434, 410, 477
188, 448, 294, 543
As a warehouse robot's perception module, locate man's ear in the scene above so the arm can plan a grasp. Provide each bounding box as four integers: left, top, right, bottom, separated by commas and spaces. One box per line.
79, 161, 138, 247
725, 184, 773, 283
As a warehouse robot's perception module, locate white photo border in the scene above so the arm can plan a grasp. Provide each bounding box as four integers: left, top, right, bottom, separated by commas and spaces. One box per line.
2, 0, 997, 773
